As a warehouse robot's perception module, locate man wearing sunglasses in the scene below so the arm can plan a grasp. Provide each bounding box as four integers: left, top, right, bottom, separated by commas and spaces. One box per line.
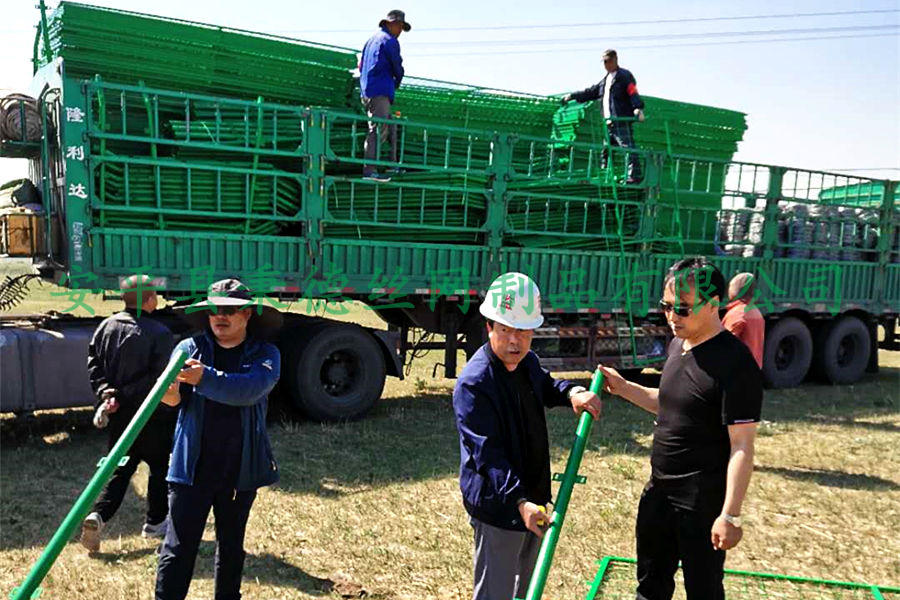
155, 278, 283, 599
598, 257, 762, 600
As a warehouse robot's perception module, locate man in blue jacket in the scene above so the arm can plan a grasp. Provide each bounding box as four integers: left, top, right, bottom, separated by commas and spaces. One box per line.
359, 9, 410, 180
453, 272, 603, 600
563, 49, 645, 183
155, 278, 283, 600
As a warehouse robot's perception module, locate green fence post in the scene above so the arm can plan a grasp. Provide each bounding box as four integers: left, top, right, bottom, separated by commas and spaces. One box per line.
10, 350, 189, 600
520, 369, 604, 600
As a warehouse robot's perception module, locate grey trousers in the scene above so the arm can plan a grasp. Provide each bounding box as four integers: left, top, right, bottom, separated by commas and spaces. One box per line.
471, 517, 541, 600
362, 95, 396, 171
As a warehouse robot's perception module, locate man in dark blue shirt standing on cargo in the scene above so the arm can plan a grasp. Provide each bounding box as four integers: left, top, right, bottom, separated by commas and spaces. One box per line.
453, 272, 603, 600
155, 278, 282, 600
563, 49, 645, 183
359, 9, 410, 180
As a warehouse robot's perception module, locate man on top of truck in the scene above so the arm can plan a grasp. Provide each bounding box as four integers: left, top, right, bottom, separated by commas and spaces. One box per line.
359, 9, 411, 180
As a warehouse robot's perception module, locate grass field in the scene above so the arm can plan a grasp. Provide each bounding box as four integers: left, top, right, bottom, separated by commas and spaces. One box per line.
1, 259, 898, 599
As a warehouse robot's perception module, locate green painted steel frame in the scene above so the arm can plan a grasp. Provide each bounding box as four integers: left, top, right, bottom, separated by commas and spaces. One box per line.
584, 556, 900, 599
53, 76, 898, 319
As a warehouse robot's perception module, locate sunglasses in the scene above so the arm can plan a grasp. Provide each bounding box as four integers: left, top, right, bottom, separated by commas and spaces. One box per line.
658, 300, 694, 317
210, 306, 243, 316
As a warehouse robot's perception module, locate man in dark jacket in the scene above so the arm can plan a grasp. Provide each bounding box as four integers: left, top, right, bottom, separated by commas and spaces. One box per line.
563, 49, 645, 183
453, 272, 602, 600
359, 9, 410, 180
155, 278, 282, 600
81, 274, 176, 553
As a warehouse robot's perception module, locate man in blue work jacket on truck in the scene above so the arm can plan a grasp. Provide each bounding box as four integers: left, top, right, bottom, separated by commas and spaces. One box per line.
155, 278, 283, 600
359, 9, 411, 180
453, 272, 603, 600
563, 49, 645, 183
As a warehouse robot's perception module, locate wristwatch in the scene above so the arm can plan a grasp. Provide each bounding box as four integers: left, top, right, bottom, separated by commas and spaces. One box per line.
567, 385, 587, 400
723, 513, 742, 528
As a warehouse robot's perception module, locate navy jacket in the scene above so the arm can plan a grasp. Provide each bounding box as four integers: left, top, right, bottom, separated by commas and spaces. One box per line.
167, 332, 280, 491
570, 67, 644, 119
360, 28, 404, 102
453, 343, 575, 531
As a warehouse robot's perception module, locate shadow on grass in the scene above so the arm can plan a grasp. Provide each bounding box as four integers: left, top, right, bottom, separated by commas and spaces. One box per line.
756, 465, 900, 491
188, 543, 361, 597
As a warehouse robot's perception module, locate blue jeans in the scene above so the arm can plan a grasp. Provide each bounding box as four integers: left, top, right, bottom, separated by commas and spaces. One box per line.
155, 483, 257, 600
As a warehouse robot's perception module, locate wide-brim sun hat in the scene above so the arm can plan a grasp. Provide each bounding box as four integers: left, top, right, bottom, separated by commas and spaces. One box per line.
176, 278, 284, 334
379, 9, 411, 31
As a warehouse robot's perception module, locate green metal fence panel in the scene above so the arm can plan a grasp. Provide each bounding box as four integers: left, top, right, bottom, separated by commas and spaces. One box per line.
41, 2, 358, 107
585, 557, 900, 600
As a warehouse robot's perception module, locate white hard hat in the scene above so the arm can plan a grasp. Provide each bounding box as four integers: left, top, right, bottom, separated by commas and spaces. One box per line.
479, 272, 544, 330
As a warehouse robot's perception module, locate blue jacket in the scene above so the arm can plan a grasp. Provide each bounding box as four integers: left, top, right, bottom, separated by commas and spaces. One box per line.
452, 343, 575, 531
360, 28, 404, 102
167, 332, 281, 491
571, 67, 644, 119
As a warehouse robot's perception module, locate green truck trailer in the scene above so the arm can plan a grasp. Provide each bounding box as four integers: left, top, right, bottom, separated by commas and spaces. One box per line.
1, 2, 897, 421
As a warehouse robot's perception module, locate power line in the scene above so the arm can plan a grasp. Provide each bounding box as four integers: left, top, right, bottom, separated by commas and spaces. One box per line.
409, 24, 898, 47
284, 9, 900, 34
409, 32, 899, 57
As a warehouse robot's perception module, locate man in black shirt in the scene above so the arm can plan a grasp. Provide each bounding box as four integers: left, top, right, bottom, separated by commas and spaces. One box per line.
599, 258, 762, 600
453, 272, 602, 600
82, 275, 176, 553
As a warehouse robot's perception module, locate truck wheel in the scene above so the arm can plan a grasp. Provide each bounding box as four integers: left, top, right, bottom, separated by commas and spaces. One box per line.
284, 323, 386, 422
813, 316, 871, 385
762, 317, 812, 388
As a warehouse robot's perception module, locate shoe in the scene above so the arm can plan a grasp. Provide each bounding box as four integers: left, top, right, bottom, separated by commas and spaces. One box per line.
81, 512, 103, 553
625, 176, 643, 185
141, 519, 168, 539
362, 170, 391, 182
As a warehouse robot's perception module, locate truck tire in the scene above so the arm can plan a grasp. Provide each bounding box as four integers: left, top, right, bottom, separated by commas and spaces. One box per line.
282, 322, 386, 422
762, 317, 813, 388
813, 316, 871, 385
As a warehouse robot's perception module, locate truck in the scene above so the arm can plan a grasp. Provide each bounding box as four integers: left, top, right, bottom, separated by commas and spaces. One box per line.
1, 2, 897, 421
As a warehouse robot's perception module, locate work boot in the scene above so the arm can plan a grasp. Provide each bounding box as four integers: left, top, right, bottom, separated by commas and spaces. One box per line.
81, 512, 103, 553
141, 519, 168, 540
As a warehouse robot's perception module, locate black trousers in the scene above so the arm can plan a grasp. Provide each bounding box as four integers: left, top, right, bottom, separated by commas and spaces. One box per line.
635, 476, 726, 600
602, 122, 642, 181
155, 482, 257, 600
92, 418, 175, 525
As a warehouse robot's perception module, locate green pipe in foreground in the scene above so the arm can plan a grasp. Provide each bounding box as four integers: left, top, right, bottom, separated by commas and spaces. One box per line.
11, 350, 189, 600
521, 368, 604, 600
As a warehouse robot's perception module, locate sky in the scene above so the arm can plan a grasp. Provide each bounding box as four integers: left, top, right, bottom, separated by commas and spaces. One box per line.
1, 0, 898, 185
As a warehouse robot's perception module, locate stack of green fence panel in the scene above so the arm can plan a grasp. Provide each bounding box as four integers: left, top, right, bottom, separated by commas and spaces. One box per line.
169, 104, 305, 153
392, 79, 560, 139
504, 181, 643, 251
41, 2, 358, 107
95, 158, 302, 235
552, 96, 747, 252
324, 172, 487, 244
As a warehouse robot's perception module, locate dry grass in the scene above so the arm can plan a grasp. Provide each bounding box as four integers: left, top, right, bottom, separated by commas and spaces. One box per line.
1, 258, 899, 598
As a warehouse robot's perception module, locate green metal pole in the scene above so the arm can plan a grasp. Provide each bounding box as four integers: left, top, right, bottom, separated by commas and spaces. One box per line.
521, 369, 604, 600
10, 350, 188, 600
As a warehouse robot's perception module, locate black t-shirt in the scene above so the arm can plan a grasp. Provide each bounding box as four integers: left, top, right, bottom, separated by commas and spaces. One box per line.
508, 365, 552, 505
651, 330, 762, 480
194, 341, 245, 489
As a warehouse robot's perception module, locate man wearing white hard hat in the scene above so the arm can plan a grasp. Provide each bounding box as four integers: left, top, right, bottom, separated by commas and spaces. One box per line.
452, 272, 602, 600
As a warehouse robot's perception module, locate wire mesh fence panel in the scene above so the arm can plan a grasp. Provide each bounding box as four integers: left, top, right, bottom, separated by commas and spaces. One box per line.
587, 558, 895, 600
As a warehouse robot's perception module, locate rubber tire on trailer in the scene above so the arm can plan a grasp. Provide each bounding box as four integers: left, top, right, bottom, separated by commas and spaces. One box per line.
762, 317, 813, 388
813, 316, 871, 385
284, 323, 386, 422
